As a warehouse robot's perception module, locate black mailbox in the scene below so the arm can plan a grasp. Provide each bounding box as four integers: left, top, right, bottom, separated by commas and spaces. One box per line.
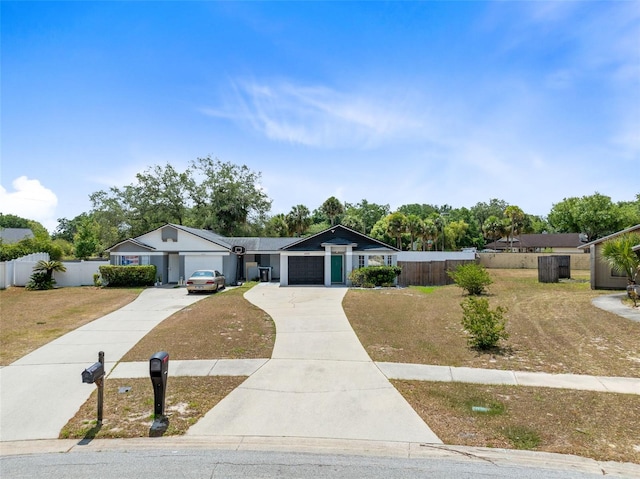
149, 351, 169, 417
82, 361, 105, 384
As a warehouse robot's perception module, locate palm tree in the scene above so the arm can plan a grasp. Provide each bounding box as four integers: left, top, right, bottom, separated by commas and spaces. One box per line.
504, 205, 525, 252
387, 212, 407, 250
285, 205, 311, 237
320, 196, 344, 226
405, 214, 423, 251
33, 260, 67, 283
600, 233, 640, 290
483, 215, 506, 247
418, 218, 437, 251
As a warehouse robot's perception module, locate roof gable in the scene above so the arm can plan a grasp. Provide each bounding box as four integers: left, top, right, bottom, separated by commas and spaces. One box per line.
282, 225, 398, 252
106, 238, 156, 252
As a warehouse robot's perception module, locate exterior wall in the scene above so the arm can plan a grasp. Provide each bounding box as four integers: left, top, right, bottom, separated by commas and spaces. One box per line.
222, 254, 237, 285
478, 252, 589, 270
150, 255, 166, 284
592, 243, 629, 290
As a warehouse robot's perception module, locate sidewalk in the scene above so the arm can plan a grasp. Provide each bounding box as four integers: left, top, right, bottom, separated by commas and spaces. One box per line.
109, 359, 640, 395
0, 287, 209, 442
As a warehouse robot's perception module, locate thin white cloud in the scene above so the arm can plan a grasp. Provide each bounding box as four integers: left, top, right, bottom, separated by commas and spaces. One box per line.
204, 79, 426, 148
0, 176, 58, 231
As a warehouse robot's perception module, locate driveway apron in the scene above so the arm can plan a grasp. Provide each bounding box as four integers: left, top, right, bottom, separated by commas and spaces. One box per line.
0, 287, 208, 442
187, 284, 441, 443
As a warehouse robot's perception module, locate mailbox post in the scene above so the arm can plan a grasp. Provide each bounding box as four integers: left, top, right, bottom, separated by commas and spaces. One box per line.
149, 351, 169, 418
81, 351, 105, 425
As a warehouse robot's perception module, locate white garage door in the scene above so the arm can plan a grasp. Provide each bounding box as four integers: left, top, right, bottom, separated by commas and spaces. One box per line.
184, 254, 224, 279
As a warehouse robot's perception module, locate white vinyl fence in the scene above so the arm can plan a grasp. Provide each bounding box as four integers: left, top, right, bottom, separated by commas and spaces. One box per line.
0, 253, 109, 289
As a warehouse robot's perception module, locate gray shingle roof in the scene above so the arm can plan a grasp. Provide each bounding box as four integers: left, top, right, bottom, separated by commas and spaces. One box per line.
0, 228, 34, 244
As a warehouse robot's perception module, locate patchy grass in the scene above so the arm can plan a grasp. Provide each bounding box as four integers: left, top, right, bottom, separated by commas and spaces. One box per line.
0, 286, 141, 365
122, 282, 275, 361
344, 270, 640, 377
60, 376, 245, 439
394, 381, 640, 464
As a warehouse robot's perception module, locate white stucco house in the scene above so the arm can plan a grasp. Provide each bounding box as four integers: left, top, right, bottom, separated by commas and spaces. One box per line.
106, 224, 400, 287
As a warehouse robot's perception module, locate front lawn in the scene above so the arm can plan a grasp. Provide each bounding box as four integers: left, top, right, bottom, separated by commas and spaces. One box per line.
344, 269, 640, 377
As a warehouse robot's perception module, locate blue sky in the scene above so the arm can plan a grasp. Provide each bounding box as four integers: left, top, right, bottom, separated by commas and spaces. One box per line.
2, 1, 638, 232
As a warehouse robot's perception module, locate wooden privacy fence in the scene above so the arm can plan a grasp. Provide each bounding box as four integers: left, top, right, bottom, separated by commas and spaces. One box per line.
397, 260, 475, 287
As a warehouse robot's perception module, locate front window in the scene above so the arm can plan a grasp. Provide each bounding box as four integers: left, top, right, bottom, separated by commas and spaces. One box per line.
116, 255, 150, 265
358, 255, 365, 268
386, 255, 393, 266
368, 255, 384, 266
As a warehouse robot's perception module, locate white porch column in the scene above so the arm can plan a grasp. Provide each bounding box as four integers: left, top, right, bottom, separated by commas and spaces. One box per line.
280, 254, 288, 286
346, 246, 353, 286
324, 247, 332, 287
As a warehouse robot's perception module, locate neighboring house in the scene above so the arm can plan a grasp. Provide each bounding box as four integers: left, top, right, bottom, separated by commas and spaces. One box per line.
578, 224, 640, 290
106, 224, 399, 287
484, 233, 588, 253
0, 228, 34, 244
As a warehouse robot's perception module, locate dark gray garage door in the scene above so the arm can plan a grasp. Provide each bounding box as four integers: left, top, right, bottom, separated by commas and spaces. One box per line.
288, 256, 324, 285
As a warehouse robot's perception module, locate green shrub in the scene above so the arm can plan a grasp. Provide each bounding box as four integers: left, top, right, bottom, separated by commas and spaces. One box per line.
99, 265, 156, 287
460, 296, 508, 350
349, 265, 401, 287
448, 263, 492, 295
25, 271, 55, 290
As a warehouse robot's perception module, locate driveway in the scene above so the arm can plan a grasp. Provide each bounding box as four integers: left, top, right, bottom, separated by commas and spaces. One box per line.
187, 284, 441, 443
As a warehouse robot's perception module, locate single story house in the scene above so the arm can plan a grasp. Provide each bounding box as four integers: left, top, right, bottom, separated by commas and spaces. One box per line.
484, 233, 588, 253
106, 224, 400, 287
578, 224, 640, 290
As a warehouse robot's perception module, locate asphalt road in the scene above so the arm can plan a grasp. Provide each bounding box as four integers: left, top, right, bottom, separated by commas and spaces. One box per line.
0, 449, 619, 479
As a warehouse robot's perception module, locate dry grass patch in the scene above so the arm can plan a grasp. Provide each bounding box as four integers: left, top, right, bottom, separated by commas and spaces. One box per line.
60, 376, 244, 439
395, 381, 640, 464
0, 286, 141, 365
122, 282, 274, 361
344, 270, 640, 377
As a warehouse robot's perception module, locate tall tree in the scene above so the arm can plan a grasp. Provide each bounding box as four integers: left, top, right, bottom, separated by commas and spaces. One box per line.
504, 205, 525, 252
264, 214, 289, 237
418, 217, 437, 251
74, 217, 101, 259
340, 211, 365, 233
472, 199, 508, 234
188, 157, 272, 236
320, 196, 344, 226
405, 214, 423, 251
344, 200, 390, 234
286, 205, 311, 237
483, 215, 505, 245
548, 192, 633, 241
387, 212, 407, 250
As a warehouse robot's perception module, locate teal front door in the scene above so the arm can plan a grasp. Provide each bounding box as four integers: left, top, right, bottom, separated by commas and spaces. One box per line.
331, 255, 343, 283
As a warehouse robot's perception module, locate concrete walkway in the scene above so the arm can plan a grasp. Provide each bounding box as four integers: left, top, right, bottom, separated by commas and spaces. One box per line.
110, 359, 640, 395
0, 287, 209, 442
592, 293, 640, 322
186, 284, 442, 443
